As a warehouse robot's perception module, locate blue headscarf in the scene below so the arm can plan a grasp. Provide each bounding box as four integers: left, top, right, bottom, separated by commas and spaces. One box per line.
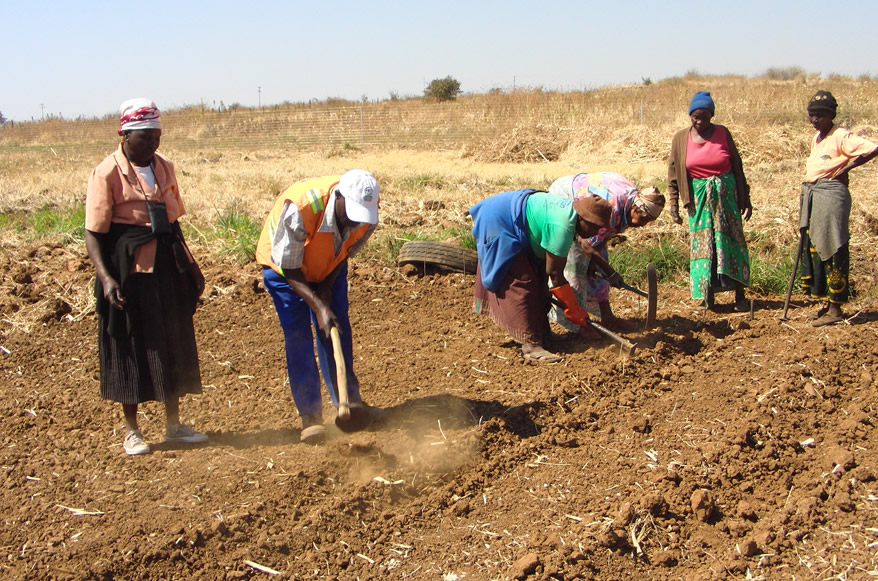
688, 91, 715, 115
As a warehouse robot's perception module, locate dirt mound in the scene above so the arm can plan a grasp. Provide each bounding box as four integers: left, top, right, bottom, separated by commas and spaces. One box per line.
1, 241, 877, 579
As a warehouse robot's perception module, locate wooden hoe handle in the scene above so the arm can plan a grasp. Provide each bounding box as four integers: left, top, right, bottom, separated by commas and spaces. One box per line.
330, 326, 350, 420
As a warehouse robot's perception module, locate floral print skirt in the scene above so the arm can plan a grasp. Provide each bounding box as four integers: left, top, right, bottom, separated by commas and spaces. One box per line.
687, 173, 750, 300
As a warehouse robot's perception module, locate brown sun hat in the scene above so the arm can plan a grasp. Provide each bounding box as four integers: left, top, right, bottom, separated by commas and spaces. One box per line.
572, 195, 612, 228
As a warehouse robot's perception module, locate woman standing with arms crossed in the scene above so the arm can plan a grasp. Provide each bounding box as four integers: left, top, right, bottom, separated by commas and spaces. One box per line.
84, 98, 208, 455
799, 90, 878, 326
667, 91, 752, 310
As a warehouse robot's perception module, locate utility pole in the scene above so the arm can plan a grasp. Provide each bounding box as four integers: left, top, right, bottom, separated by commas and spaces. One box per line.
258, 86, 262, 109
40, 104, 45, 119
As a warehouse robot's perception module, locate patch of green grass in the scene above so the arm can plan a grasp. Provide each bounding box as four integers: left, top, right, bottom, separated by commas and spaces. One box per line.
32, 206, 86, 241
398, 174, 445, 192
609, 235, 688, 286
0, 204, 85, 243
213, 206, 262, 263
384, 231, 431, 264
748, 246, 795, 295
441, 226, 475, 249
610, 234, 797, 295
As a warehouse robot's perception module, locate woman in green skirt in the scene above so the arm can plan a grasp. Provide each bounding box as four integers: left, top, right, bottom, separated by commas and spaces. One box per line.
667, 91, 753, 310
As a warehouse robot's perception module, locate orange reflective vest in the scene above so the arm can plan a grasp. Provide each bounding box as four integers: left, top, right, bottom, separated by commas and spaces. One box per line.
255, 176, 371, 283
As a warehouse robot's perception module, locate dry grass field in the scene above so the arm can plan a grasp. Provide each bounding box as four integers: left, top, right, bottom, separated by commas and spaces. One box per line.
2, 74, 877, 272
2, 75, 878, 579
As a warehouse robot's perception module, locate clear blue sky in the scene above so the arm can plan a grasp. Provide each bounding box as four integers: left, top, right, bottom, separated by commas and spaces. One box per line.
2, 0, 876, 122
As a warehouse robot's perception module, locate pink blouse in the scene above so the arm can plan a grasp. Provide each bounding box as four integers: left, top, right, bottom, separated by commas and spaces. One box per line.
686, 125, 732, 179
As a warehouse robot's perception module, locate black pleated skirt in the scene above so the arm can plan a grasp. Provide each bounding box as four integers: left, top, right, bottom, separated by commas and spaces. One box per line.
98, 242, 202, 404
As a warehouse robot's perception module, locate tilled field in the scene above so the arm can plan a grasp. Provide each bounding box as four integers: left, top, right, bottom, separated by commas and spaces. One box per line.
1, 240, 877, 580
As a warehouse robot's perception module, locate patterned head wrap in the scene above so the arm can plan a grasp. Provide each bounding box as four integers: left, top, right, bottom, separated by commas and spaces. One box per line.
807, 90, 838, 115
631, 187, 665, 219
568, 172, 637, 246
118, 98, 162, 136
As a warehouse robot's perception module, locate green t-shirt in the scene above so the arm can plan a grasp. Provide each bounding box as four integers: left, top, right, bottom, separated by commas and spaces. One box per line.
524, 192, 577, 259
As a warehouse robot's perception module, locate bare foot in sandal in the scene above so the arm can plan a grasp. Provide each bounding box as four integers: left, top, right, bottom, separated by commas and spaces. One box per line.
812, 303, 843, 327
521, 343, 562, 363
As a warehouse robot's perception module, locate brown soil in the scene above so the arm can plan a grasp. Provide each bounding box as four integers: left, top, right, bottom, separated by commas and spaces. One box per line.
2, 241, 877, 580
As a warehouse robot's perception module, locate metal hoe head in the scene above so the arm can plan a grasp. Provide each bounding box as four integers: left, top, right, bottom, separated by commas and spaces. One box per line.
335, 402, 373, 433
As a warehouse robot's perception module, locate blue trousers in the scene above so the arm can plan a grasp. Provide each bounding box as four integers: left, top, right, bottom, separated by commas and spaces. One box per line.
262, 265, 361, 417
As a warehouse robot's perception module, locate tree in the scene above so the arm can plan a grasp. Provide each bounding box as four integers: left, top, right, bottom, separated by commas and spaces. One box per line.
424, 76, 462, 102
0, 111, 6, 124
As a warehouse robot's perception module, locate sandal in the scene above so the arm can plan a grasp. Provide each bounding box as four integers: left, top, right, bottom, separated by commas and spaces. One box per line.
522, 347, 563, 363
811, 313, 843, 327
808, 306, 829, 320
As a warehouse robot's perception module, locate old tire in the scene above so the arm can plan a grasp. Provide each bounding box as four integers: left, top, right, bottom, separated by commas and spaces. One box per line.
398, 241, 478, 274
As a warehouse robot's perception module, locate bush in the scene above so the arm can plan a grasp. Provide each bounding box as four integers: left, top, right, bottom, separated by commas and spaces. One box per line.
424, 76, 462, 102
762, 66, 806, 81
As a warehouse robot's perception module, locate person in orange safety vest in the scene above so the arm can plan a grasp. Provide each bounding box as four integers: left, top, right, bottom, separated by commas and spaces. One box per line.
256, 170, 381, 443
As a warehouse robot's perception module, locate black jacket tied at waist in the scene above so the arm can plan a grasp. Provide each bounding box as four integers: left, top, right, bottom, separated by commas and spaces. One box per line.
94, 223, 196, 337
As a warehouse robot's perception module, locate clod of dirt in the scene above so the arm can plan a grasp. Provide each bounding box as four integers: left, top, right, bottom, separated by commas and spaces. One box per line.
631, 416, 651, 433
853, 466, 876, 482
639, 493, 669, 517
511, 552, 540, 580
211, 520, 230, 537
736, 500, 758, 521
617, 502, 635, 526
11, 267, 35, 284
655, 549, 679, 567
39, 298, 72, 322
691, 489, 716, 522
597, 527, 628, 551
832, 491, 855, 512
738, 539, 758, 557
826, 446, 856, 472
796, 496, 819, 519
617, 389, 636, 406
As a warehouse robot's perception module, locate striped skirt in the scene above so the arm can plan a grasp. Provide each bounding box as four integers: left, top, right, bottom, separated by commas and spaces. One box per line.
98, 242, 202, 404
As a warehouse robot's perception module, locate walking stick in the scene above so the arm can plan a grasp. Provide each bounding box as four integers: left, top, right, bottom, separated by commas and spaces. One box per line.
781, 230, 805, 320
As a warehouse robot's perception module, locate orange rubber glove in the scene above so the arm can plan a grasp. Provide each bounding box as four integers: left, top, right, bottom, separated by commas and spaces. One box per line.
549, 283, 590, 327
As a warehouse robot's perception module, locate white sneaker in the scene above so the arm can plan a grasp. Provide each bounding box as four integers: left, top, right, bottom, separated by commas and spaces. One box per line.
123, 430, 151, 456
165, 423, 208, 444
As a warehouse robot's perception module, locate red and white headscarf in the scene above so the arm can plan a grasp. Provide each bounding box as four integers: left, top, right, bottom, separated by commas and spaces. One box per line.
118, 98, 162, 135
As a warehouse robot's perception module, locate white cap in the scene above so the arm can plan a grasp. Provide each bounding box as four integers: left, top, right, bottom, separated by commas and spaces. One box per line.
338, 169, 380, 225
